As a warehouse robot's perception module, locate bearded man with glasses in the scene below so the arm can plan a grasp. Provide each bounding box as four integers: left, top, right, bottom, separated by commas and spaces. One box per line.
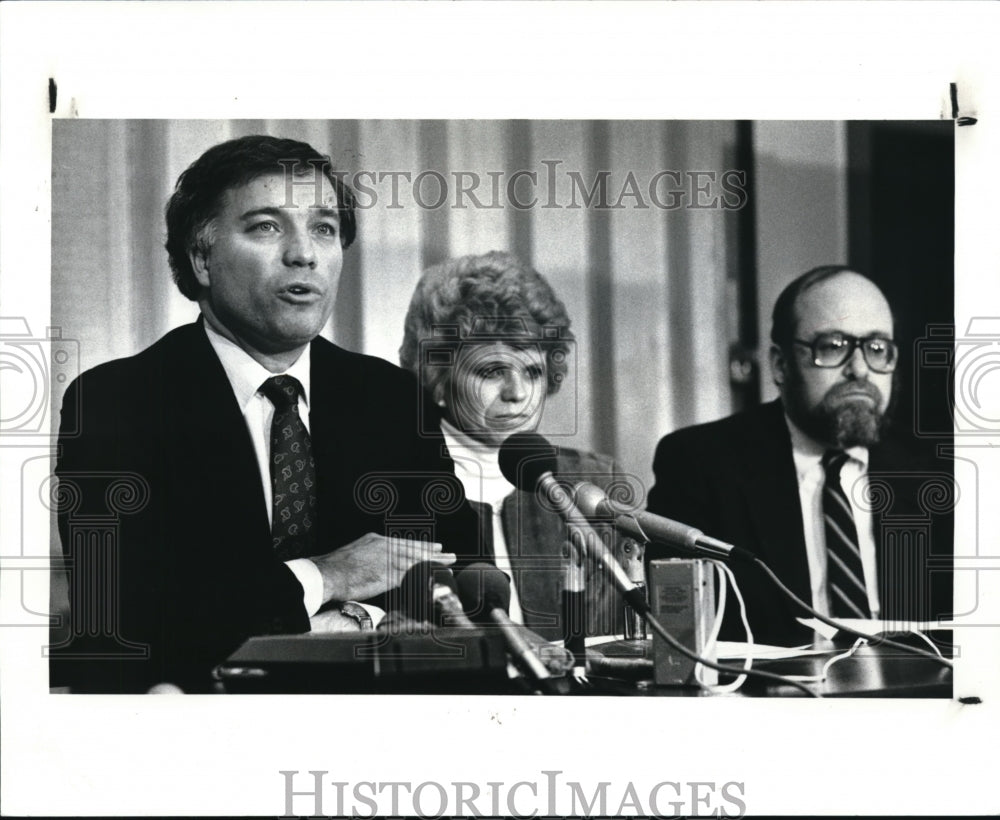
647, 266, 952, 647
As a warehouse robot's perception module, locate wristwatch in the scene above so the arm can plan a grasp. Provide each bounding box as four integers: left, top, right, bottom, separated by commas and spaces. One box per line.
338, 601, 374, 632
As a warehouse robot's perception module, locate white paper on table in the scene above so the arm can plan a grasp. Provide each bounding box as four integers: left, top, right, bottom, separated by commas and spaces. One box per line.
714, 642, 829, 661
795, 617, 950, 641
583, 634, 830, 661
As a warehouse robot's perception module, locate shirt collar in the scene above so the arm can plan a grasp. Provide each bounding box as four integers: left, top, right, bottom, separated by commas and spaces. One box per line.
439, 418, 515, 505
203, 319, 312, 412
782, 410, 868, 480
439, 419, 503, 475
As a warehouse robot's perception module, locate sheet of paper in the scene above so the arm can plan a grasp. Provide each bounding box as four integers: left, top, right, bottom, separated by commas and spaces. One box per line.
715, 642, 830, 661
796, 617, 951, 641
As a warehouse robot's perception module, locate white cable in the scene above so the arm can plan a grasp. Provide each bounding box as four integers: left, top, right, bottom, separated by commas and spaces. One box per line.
905, 629, 944, 658
701, 561, 726, 652
782, 638, 867, 683
696, 560, 754, 694
783, 630, 943, 686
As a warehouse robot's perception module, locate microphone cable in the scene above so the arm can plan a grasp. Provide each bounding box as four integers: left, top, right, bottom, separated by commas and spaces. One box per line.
623, 508, 951, 670
635, 601, 821, 698
753, 557, 953, 670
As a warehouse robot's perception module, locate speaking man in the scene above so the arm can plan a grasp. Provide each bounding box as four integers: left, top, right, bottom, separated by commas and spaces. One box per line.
647, 266, 953, 646
52, 136, 476, 692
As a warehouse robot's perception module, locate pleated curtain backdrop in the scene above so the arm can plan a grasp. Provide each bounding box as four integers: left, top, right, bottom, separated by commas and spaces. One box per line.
52, 119, 744, 498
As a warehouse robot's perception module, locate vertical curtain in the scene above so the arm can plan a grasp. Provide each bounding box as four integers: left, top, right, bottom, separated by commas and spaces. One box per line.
51, 118, 744, 496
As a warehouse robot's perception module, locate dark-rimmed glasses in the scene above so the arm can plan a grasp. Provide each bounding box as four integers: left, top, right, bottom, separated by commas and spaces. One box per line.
792, 332, 898, 373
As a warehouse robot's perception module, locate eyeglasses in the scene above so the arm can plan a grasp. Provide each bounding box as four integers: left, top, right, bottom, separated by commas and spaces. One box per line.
792, 332, 898, 373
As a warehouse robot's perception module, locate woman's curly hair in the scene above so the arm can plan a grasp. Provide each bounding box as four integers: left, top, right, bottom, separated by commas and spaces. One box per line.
399, 250, 574, 399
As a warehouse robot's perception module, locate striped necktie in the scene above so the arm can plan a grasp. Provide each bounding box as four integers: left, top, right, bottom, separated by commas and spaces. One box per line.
259, 375, 317, 561
821, 450, 871, 618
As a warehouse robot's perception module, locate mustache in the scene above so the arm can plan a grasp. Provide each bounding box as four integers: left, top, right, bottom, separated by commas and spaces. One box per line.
825, 380, 883, 406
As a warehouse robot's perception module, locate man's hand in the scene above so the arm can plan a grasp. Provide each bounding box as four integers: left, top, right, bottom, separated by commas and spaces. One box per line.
308, 533, 456, 604
309, 609, 365, 634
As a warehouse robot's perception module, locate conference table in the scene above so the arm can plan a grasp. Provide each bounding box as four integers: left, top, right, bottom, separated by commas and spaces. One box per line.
217, 628, 954, 698
584, 633, 953, 698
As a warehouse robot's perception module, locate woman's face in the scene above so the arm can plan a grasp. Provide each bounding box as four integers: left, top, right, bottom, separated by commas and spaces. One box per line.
441, 342, 548, 447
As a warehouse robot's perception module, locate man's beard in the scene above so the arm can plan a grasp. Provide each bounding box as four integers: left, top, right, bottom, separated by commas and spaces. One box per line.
786, 378, 890, 449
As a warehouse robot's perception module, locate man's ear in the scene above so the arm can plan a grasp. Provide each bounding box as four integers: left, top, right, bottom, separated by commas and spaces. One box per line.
769, 344, 788, 388
189, 244, 211, 289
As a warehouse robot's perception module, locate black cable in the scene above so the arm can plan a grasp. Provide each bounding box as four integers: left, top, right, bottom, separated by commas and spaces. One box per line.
640, 607, 821, 698
754, 557, 953, 670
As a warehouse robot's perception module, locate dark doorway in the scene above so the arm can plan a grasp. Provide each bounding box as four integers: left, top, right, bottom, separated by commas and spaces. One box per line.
848, 121, 954, 457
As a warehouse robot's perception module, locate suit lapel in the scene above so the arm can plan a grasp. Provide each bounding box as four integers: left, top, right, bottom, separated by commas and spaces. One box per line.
500, 490, 564, 635
869, 445, 889, 596
163, 323, 269, 552
308, 338, 364, 550
734, 401, 812, 604
867, 441, 925, 616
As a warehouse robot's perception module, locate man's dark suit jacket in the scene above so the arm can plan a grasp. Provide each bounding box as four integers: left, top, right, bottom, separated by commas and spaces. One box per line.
646, 399, 954, 647
52, 320, 479, 693
459, 448, 625, 642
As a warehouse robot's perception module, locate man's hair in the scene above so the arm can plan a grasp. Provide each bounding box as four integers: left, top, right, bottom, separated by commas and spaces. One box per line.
770, 264, 866, 348
399, 250, 574, 398
164, 135, 358, 300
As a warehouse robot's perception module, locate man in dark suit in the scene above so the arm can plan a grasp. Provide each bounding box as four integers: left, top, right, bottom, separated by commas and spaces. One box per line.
52, 136, 475, 693
647, 266, 953, 647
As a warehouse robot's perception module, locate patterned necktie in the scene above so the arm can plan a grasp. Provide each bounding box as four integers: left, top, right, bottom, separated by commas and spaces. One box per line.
821, 450, 871, 618
259, 375, 317, 561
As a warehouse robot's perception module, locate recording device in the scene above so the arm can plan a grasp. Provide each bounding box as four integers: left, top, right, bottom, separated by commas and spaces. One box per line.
562, 588, 588, 673
497, 433, 648, 614
619, 537, 648, 641
648, 558, 717, 686
571, 481, 754, 563
561, 510, 588, 672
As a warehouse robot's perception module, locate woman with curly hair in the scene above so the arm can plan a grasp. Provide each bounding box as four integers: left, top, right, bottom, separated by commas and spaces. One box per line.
400, 250, 624, 640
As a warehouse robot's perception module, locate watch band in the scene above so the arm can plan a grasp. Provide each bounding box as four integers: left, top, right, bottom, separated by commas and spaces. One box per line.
339, 601, 374, 632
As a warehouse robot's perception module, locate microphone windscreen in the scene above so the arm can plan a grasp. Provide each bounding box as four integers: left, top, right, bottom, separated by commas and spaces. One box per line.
431, 566, 458, 594
497, 432, 558, 490
396, 560, 451, 624
455, 563, 512, 622
572, 481, 614, 518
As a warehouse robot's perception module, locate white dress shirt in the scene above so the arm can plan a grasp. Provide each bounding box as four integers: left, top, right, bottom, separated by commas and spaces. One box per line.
203, 322, 326, 617
440, 419, 525, 624
784, 414, 881, 618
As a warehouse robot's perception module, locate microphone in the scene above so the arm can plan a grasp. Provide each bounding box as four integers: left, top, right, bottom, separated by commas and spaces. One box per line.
395, 562, 474, 628
571, 481, 755, 563
562, 587, 587, 675
497, 433, 649, 614
395, 560, 436, 625
455, 564, 555, 689
431, 568, 475, 629
455, 562, 512, 622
